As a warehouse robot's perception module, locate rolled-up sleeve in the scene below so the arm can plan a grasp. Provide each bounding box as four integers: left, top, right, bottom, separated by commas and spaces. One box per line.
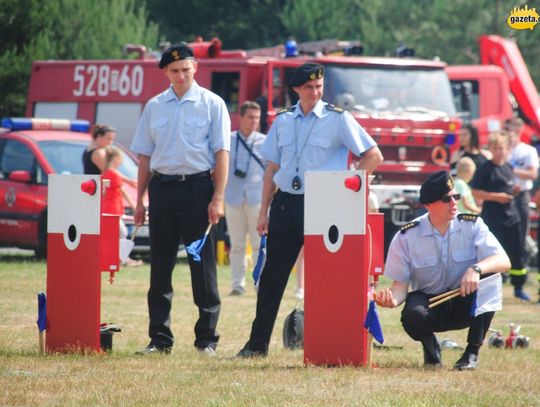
209, 98, 231, 153
384, 233, 412, 284
339, 112, 377, 156
130, 103, 155, 156
261, 121, 280, 164
474, 217, 505, 260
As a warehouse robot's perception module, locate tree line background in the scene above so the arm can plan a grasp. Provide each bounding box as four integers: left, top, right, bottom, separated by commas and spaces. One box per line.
1, 0, 538, 117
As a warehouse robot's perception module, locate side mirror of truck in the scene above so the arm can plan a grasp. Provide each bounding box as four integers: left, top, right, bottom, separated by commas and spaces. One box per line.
9, 170, 31, 183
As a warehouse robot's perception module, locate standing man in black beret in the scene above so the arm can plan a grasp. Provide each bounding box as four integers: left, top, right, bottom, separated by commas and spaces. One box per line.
236, 62, 383, 358
131, 42, 231, 356
374, 170, 510, 370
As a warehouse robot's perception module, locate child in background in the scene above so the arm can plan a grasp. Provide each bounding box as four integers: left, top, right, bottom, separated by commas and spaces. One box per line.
455, 157, 481, 214
102, 146, 142, 267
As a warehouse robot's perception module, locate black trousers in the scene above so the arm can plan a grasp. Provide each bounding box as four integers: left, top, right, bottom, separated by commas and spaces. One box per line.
247, 191, 304, 352
486, 219, 527, 288
147, 175, 220, 349
401, 291, 494, 347
514, 190, 531, 266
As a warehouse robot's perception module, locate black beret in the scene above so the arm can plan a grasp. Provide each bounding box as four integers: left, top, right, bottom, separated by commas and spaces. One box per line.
159, 42, 194, 69
419, 171, 455, 204
289, 62, 324, 87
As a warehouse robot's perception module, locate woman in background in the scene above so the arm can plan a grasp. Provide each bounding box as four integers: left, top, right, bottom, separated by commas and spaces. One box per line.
450, 123, 491, 171
83, 125, 116, 174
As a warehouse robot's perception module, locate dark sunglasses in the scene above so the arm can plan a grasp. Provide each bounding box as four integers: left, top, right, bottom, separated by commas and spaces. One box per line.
440, 193, 461, 203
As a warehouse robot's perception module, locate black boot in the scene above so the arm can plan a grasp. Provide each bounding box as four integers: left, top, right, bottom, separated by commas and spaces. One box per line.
421, 335, 442, 369
454, 344, 479, 371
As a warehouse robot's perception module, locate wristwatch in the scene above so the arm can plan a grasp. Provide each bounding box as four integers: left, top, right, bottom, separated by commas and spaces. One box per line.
471, 265, 482, 275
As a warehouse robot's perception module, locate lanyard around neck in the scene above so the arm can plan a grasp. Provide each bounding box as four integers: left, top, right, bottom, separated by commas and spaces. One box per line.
294, 115, 318, 168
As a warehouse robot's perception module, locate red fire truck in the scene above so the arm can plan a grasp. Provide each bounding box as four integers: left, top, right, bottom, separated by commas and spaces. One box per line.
447, 35, 540, 147
447, 35, 540, 252
26, 38, 462, 250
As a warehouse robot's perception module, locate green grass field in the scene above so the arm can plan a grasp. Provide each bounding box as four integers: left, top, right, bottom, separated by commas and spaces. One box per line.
1, 254, 539, 406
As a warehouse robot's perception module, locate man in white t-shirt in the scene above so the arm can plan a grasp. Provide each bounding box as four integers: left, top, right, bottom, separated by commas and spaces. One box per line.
506, 117, 539, 299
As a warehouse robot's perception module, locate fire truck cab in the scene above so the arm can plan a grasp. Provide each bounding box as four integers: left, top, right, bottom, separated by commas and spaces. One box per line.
27, 39, 462, 253
447, 35, 540, 147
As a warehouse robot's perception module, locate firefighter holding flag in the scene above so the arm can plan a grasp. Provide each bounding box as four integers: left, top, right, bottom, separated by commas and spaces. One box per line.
236, 62, 383, 358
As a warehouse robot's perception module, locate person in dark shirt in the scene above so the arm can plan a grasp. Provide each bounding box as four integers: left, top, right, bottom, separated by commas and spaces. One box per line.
471, 131, 529, 300
82, 125, 116, 174
450, 123, 490, 172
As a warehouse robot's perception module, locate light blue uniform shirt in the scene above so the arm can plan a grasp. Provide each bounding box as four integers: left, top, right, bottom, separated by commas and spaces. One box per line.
261, 100, 376, 194
225, 130, 266, 207
384, 213, 505, 295
130, 82, 231, 174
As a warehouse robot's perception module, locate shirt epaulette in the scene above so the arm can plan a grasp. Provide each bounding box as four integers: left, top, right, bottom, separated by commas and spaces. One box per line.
325, 104, 344, 113
457, 213, 479, 223
276, 107, 295, 115
400, 221, 420, 234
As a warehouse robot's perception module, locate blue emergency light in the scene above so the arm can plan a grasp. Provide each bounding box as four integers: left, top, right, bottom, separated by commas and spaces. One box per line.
285, 39, 299, 57
1, 117, 90, 133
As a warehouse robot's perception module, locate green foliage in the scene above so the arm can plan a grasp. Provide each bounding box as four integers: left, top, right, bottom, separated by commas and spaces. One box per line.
146, 0, 287, 48
279, 0, 539, 85
2, 0, 538, 118
0, 0, 158, 117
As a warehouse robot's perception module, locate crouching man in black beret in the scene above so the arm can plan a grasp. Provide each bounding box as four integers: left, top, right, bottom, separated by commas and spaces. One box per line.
374, 170, 510, 370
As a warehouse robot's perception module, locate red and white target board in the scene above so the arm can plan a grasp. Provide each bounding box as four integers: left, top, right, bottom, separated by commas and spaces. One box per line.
304, 170, 377, 366
46, 175, 119, 352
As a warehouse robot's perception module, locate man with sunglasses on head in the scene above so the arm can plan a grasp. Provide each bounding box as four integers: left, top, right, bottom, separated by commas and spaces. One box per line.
374, 170, 510, 370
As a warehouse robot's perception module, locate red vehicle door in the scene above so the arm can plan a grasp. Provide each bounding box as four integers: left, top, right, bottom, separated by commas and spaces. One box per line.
0, 137, 43, 247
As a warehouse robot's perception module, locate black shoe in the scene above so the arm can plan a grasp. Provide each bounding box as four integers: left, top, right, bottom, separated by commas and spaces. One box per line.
422, 336, 442, 368
454, 352, 479, 370
135, 343, 172, 355
236, 346, 267, 358
229, 288, 245, 296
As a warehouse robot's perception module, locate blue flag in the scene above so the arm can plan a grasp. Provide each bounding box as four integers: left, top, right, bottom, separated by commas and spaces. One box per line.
37, 292, 47, 332
186, 224, 212, 262
252, 234, 267, 289
363, 300, 384, 344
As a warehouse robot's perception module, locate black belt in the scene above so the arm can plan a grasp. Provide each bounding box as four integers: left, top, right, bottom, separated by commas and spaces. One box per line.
152, 170, 211, 182
276, 189, 304, 199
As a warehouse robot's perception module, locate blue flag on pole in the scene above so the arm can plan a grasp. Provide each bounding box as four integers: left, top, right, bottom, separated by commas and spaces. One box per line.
37, 292, 47, 332
186, 224, 212, 262
363, 300, 384, 344
252, 234, 267, 289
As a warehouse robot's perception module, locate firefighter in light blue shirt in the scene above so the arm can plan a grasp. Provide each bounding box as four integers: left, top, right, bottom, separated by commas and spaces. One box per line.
236, 62, 383, 358
225, 101, 266, 296
375, 171, 510, 371
131, 42, 230, 356
261, 94, 377, 194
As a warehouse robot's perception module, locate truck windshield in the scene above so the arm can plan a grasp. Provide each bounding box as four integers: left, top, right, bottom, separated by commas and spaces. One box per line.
324, 65, 456, 117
